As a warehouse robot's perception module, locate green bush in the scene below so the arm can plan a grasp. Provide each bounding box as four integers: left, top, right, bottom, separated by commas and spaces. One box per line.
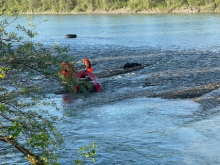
187, 0, 205, 6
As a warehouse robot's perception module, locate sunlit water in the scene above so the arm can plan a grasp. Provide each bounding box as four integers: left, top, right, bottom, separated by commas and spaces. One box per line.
1, 14, 220, 164
3, 13, 220, 51
56, 96, 220, 165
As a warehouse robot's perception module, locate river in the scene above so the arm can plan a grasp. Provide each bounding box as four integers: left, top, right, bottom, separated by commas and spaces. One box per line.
2, 13, 220, 164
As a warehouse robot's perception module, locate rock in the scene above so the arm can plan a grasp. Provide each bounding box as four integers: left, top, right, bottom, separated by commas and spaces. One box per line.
65, 34, 77, 38
122, 62, 142, 69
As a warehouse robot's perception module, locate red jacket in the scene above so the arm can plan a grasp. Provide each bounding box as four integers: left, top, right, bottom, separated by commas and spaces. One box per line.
61, 62, 76, 78
83, 58, 93, 73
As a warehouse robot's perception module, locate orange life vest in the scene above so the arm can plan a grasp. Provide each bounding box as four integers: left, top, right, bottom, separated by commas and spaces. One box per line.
83, 58, 93, 73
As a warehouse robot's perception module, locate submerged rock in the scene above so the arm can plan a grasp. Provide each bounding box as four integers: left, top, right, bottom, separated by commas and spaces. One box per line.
149, 82, 220, 99
122, 62, 142, 68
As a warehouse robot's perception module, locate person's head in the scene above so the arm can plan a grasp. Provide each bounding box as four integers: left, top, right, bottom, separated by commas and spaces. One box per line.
82, 58, 87, 62
61, 61, 67, 66
70, 61, 74, 66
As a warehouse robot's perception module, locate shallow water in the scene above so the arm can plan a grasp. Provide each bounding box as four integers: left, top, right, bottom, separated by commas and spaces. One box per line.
56, 97, 220, 165
1, 13, 220, 164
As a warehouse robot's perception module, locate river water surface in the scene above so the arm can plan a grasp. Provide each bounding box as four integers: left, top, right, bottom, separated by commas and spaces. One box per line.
2, 13, 220, 164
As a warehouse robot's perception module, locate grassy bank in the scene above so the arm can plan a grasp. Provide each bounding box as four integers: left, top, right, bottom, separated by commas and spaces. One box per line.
21, 7, 220, 15
2, 0, 220, 15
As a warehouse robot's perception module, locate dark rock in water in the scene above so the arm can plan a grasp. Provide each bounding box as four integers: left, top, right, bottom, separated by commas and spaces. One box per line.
65, 34, 77, 38
123, 62, 142, 68
96, 63, 150, 78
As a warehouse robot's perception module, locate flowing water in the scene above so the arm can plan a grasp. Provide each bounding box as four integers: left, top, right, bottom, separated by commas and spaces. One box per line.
2, 13, 220, 164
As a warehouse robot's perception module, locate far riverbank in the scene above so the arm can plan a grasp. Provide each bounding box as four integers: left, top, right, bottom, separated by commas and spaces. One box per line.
23, 6, 220, 15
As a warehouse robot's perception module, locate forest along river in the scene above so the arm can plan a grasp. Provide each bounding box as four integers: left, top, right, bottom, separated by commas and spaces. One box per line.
3, 14, 220, 164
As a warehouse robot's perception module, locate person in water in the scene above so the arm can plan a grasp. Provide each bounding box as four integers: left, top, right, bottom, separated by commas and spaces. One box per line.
82, 58, 93, 73
60, 61, 77, 78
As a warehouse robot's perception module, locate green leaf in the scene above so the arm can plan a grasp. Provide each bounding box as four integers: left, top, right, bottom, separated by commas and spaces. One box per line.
85, 153, 90, 158
92, 149, 96, 155
92, 158, 96, 163
2, 68, 10, 71
74, 160, 81, 164
0, 104, 6, 112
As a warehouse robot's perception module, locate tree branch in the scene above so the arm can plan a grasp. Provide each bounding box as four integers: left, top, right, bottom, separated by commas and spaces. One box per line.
0, 135, 45, 165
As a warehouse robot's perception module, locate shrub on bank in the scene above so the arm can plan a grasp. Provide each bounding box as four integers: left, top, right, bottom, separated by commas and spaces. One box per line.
2, 0, 220, 14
